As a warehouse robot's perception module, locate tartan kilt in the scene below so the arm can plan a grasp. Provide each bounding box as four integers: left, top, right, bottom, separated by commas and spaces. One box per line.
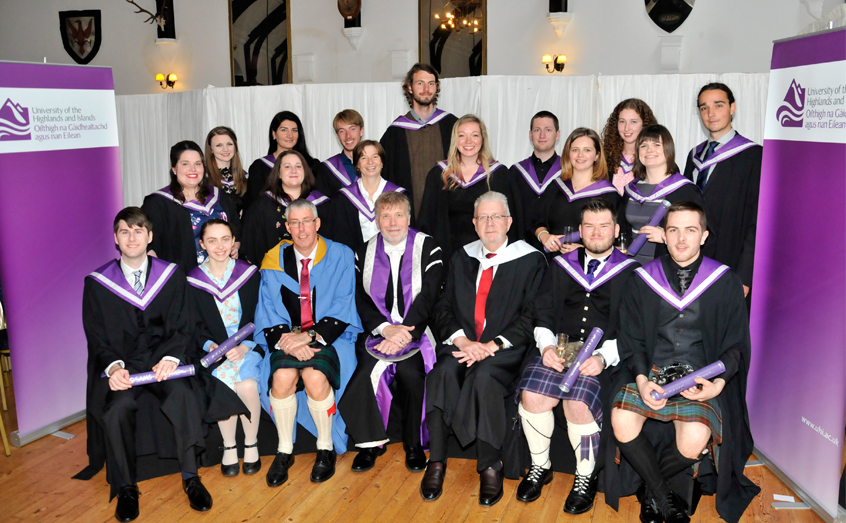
270, 344, 341, 391
613, 383, 723, 465
518, 356, 604, 426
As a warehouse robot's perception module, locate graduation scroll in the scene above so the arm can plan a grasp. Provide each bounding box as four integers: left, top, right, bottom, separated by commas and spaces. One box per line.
558, 327, 603, 393
101, 365, 196, 384
650, 360, 725, 401
627, 199, 671, 256
201, 323, 256, 368
543, 231, 581, 253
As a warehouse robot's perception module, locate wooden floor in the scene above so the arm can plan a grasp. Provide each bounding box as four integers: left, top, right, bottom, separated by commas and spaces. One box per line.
0, 376, 826, 523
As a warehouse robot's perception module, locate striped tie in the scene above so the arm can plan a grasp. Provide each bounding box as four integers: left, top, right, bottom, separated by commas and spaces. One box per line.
132, 270, 144, 295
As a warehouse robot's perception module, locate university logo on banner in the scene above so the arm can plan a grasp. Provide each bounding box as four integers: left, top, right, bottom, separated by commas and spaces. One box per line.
59, 10, 102, 65
777, 80, 805, 128
0, 98, 31, 142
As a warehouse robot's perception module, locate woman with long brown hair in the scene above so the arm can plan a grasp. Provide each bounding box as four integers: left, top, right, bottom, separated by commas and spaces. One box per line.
601, 99, 658, 194
417, 114, 518, 260
532, 128, 619, 255
205, 126, 248, 214
240, 149, 330, 266
142, 140, 241, 272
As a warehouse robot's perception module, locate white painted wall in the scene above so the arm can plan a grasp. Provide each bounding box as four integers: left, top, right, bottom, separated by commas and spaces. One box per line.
0, 0, 230, 95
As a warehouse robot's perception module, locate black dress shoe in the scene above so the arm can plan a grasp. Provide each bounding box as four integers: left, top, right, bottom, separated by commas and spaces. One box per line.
266, 452, 295, 487
242, 442, 261, 475
114, 485, 140, 522
351, 446, 387, 472
516, 465, 553, 502
404, 444, 427, 472
637, 485, 662, 523
563, 471, 599, 514
478, 467, 504, 507
310, 449, 336, 482
420, 461, 446, 501
656, 490, 690, 523
220, 445, 240, 477
182, 476, 213, 512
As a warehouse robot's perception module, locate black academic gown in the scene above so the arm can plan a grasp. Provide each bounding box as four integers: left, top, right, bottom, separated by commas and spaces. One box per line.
315, 154, 357, 197
330, 185, 413, 253
379, 112, 458, 209
417, 163, 520, 262
239, 191, 332, 266
605, 256, 760, 523
683, 146, 762, 288
245, 154, 321, 212
617, 180, 704, 261
340, 233, 445, 446
427, 241, 546, 476
141, 190, 241, 274
532, 249, 639, 472
78, 259, 204, 500
509, 153, 561, 243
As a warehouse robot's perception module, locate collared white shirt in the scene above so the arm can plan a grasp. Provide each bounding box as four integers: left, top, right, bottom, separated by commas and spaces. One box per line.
446, 240, 512, 348
105, 256, 179, 377
582, 251, 611, 276
374, 235, 407, 337
357, 178, 388, 244
694, 129, 737, 184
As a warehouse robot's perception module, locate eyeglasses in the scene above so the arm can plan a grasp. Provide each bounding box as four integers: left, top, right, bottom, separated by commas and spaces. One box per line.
474, 214, 509, 222
287, 218, 316, 228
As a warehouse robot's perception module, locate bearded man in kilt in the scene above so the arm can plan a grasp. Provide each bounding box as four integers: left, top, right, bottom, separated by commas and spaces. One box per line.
516, 198, 639, 513
254, 199, 363, 488
606, 201, 759, 523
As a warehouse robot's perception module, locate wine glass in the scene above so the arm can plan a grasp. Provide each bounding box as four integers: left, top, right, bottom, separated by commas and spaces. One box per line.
615, 232, 629, 254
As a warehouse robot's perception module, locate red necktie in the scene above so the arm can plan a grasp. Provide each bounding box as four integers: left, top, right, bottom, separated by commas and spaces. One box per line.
300, 259, 314, 329
474, 253, 496, 341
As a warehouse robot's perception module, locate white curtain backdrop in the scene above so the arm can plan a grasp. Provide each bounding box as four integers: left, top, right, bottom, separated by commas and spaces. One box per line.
117, 73, 768, 207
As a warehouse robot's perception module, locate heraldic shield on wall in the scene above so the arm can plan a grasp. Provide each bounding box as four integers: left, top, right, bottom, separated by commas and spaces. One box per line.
645, 0, 694, 33
59, 10, 102, 65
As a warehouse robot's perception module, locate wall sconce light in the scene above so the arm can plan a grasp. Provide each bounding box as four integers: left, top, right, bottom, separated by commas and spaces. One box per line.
155, 73, 177, 89
542, 54, 567, 73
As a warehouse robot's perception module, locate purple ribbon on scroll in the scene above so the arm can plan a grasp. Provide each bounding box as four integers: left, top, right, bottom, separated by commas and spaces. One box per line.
650, 360, 725, 401
201, 323, 256, 368
543, 231, 581, 253
558, 327, 604, 393
101, 364, 196, 384
627, 199, 671, 256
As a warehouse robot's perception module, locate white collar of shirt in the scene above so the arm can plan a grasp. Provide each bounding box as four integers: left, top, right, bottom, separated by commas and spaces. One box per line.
583, 250, 611, 275
474, 240, 508, 288
703, 129, 737, 158
384, 238, 407, 255
120, 256, 149, 287
293, 244, 319, 279
357, 177, 388, 209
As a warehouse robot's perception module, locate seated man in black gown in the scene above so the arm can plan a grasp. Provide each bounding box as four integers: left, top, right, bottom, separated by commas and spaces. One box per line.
516, 198, 639, 513
421, 191, 546, 506
340, 191, 444, 472
607, 201, 759, 523
81, 207, 212, 522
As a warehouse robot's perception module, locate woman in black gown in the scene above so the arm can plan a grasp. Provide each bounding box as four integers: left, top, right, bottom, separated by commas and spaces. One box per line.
244, 112, 319, 212
205, 126, 248, 215
240, 149, 330, 266
531, 128, 619, 257
417, 114, 517, 260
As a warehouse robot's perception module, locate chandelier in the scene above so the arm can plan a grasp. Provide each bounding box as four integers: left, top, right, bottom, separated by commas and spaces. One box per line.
433, 0, 482, 33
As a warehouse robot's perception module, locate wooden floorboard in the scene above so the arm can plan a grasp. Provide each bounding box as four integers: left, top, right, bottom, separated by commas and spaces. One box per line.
0, 376, 829, 523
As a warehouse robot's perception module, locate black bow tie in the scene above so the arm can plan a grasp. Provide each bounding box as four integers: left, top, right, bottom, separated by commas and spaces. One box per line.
676, 268, 693, 294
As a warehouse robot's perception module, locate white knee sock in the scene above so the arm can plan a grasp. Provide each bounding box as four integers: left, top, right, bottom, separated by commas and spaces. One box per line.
218, 415, 239, 465
567, 420, 600, 476
236, 379, 262, 463
269, 391, 297, 454
519, 403, 554, 470
307, 390, 335, 451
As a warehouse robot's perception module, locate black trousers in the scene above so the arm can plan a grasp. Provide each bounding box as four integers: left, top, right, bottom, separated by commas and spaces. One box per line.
101, 377, 202, 488
340, 350, 426, 447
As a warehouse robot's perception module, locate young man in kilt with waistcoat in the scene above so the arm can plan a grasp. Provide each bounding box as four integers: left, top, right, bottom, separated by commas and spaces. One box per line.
516, 198, 639, 513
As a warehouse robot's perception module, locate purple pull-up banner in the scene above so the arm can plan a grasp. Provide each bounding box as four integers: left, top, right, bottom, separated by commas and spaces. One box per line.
748, 29, 846, 519
0, 62, 122, 445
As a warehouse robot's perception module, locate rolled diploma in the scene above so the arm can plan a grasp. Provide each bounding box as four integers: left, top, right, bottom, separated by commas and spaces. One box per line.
558, 327, 604, 393
201, 323, 256, 368
543, 230, 581, 253
101, 364, 196, 384
627, 199, 671, 256
650, 360, 726, 401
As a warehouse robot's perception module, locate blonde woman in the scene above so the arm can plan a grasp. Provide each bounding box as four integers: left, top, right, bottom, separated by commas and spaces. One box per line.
417, 114, 519, 260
